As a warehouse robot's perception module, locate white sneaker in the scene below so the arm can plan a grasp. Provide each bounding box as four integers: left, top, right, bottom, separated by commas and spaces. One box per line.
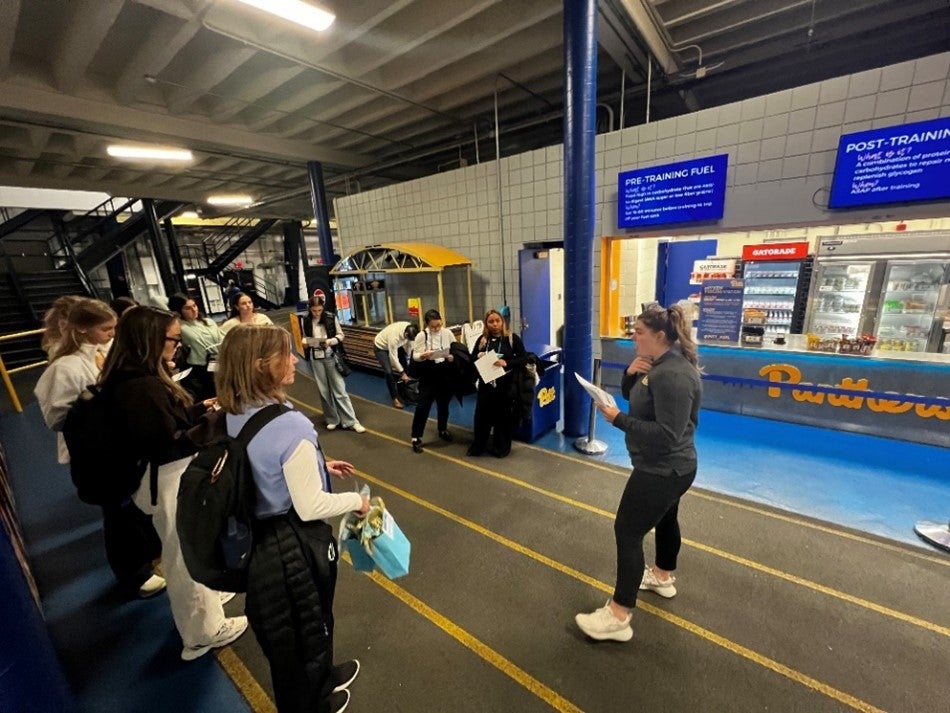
181, 616, 248, 661
137, 574, 166, 599
575, 600, 632, 642
351, 422, 366, 433
326, 423, 338, 431
218, 591, 236, 606
639, 567, 677, 598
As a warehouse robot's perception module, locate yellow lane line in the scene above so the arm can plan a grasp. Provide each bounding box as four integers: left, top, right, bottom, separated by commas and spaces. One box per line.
351, 470, 886, 713
216, 648, 276, 713
290, 395, 949, 635
342, 553, 583, 713
514, 441, 950, 567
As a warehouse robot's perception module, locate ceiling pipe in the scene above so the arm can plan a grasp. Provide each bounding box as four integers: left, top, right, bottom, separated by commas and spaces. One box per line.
616, 0, 680, 73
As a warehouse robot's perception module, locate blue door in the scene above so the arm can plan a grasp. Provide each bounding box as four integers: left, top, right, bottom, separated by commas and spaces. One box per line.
519, 249, 551, 353
655, 239, 718, 306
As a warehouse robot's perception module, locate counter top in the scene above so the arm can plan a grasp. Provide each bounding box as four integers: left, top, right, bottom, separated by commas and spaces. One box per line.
601, 334, 950, 366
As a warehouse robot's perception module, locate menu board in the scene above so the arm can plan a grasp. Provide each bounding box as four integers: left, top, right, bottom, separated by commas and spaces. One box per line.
829, 116, 950, 208
618, 154, 728, 228
698, 279, 744, 343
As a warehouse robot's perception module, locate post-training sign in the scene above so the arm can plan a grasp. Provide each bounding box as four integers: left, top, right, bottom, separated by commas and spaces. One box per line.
829, 116, 950, 209
618, 154, 728, 229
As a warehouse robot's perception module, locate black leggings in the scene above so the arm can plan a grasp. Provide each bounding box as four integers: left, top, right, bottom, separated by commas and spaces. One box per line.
612, 468, 696, 608
411, 380, 452, 440
101, 500, 162, 590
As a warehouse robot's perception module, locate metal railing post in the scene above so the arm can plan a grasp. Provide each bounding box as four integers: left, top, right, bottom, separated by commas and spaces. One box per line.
573, 357, 608, 455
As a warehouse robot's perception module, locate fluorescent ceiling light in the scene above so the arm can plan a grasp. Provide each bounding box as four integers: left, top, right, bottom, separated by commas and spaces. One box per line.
207, 194, 254, 206
234, 0, 335, 32
107, 145, 193, 161
178, 210, 200, 219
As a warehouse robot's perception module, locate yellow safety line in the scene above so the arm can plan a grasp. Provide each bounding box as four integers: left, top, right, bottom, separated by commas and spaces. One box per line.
514, 441, 950, 567
216, 647, 277, 713
344, 554, 584, 713
292, 395, 948, 639
351, 470, 886, 713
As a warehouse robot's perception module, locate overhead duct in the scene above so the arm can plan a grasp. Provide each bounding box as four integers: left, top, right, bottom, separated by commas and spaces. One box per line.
616, 0, 680, 74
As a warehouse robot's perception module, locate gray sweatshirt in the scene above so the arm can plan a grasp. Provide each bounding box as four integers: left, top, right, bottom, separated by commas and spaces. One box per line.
613, 349, 701, 477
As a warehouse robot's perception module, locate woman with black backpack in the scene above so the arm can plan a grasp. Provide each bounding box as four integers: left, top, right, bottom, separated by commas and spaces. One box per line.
100, 306, 247, 661
216, 324, 369, 713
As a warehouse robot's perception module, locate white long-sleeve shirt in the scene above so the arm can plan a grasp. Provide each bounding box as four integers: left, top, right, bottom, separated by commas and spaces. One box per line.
373, 321, 412, 372
34, 342, 107, 463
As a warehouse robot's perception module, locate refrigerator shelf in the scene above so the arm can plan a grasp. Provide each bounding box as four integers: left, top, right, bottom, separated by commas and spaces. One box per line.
881, 309, 932, 315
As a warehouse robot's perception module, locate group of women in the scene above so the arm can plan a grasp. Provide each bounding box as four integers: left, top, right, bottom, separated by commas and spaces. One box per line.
32, 290, 702, 710
35, 296, 368, 713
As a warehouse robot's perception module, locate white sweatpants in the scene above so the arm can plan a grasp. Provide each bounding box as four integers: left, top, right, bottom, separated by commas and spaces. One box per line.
133, 456, 226, 648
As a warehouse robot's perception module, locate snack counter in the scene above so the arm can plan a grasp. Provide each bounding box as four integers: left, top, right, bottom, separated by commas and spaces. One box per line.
601, 336, 950, 448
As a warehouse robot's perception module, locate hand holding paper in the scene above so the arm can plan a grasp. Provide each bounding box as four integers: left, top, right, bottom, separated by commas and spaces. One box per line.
476, 350, 505, 383
574, 372, 617, 410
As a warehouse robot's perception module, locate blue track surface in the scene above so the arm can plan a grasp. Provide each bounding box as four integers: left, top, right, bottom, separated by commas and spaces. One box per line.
336, 365, 950, 548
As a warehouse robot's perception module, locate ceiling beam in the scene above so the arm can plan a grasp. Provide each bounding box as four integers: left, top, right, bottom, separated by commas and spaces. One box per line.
0, 80, 369, 168
616, 0, 680, 73
0, 0, 20, 77
52, 0, 125, 92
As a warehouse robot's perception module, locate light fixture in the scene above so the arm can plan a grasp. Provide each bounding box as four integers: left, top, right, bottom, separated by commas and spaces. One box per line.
178, 210, 200, 219
207, 194, 254, 206
107, 145, 193, 161
233, 0, 335, 32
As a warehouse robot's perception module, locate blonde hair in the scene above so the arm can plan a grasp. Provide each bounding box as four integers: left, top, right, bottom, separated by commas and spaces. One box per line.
52, 298, 116, 361
41, 295, 83, 355
479, 309, 511, 340
215, 325, 291, 414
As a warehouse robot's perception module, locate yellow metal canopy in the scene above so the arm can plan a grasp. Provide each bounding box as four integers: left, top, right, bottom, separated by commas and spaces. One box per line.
331, 242, 472, 274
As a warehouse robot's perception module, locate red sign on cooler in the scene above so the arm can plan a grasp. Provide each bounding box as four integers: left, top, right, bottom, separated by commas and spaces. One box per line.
741, 242, 809, 261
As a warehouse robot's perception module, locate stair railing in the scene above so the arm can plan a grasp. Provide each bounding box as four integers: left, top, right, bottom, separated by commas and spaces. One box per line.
0, 328, 46, 413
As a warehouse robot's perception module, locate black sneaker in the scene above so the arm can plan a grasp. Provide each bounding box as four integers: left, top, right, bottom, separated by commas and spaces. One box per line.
438, 430, 453, 442
332, 659, 360, 693
327, 689, 350, 713
411, 438, 423, 453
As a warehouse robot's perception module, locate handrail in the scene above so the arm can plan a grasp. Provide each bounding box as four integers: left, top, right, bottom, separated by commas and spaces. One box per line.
0, 328, 46, 413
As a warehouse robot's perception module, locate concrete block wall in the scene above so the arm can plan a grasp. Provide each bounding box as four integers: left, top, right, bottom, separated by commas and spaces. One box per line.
335, 51, 950, 337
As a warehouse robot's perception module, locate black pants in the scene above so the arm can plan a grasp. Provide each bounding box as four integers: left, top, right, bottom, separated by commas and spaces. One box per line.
471, 381, 516, 456
375, 347, 400, 399
411, 379, 452, 440
612, 467, 696, 608
246, 514, 337, 713
101, 499, 162, 590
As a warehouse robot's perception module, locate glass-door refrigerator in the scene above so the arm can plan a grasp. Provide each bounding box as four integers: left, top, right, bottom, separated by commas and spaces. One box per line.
740, 242, 812, 336
805, 261, 877, 338
874, 261, 950, 352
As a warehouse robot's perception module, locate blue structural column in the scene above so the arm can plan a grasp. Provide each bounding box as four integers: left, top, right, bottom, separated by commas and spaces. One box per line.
307, 161, 339, 266
562, 0, 598, 437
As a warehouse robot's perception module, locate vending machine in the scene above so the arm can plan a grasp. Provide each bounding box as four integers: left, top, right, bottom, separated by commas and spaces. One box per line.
805, 232, 950, 353
739, 242, 813, 336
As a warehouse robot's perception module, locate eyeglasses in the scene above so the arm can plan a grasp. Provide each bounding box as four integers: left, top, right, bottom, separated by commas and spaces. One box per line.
165, 336, 183, 345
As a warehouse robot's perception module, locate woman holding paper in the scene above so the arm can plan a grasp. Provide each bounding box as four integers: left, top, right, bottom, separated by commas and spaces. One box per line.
216, 325, 369, 713
575, 303, 701, 642
409, 309, 456, 453
468, 309, 527, 457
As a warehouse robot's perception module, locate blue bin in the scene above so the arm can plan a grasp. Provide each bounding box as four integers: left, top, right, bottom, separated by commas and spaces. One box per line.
516, 346, 562, 442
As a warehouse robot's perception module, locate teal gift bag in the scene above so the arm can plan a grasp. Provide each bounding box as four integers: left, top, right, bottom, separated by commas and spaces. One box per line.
365, 508, 410, 579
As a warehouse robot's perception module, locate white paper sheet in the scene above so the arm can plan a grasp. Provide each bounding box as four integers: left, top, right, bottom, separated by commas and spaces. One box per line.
172, 367, 192, 382
574, 372, 617, 409
428, 348, 451, 360
475, 350, 506, 383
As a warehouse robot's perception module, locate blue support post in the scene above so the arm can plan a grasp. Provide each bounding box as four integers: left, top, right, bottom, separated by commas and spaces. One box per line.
307, 161, 338, 266
561, 0, 598, 437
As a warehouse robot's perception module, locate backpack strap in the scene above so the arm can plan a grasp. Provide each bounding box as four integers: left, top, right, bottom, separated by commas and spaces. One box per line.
235, 403, 293, 447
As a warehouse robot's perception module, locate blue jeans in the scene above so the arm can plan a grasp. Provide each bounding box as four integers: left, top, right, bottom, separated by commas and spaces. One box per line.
375, 347, 401, 399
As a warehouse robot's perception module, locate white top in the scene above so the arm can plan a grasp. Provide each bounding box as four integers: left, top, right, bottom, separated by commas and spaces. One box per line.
220, 312, 274, 334
34, 342, 107, 463
412, 327, 453, 364
373, 321, 413, 372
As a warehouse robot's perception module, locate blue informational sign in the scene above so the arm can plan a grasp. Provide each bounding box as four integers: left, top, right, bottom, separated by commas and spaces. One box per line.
829, 116, 950, 208
618, 154, 728, 229
698, 279, 744, 343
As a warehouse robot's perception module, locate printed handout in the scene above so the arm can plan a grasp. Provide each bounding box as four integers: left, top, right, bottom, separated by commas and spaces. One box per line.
475, 351, 506, 384
574, 372, 617, 409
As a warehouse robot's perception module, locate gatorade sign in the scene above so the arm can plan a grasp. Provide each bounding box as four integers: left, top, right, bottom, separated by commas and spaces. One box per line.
741, 242, 809, 261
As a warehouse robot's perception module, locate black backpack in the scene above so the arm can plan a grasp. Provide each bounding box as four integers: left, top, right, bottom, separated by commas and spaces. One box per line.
62, 385, 149, 505
176, 403, 290, 593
